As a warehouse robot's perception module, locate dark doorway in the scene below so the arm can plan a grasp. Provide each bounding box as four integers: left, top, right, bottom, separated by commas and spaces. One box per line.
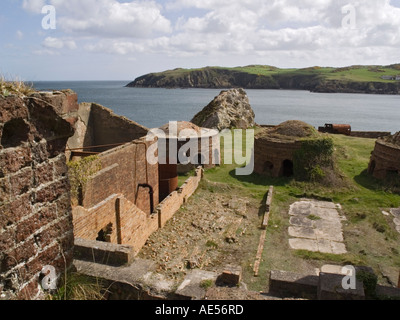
97, 223, 113, 243
282, 160, 294, 177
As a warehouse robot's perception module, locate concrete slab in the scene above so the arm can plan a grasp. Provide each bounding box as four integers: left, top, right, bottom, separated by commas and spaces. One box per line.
311, 201, 338, 209
288, 200, 347, 254
321, 265, 347, 275
289, 216, 313, 228
311, 208, 340, 221
289, 238, 318, 252
330, 241, 347, 255
175, 270, 218, 300
314, 219, 343, 231
317, 239, 334, 254
289, 202, 312, 216
314, 228, 344, 242
390, 208, 400, 218
288, 226, 317, 240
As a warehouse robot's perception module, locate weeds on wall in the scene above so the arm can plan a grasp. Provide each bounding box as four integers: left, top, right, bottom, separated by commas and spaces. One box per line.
67, 155, 101, 205
293, 137, 335, 182
0, 77, 34, 97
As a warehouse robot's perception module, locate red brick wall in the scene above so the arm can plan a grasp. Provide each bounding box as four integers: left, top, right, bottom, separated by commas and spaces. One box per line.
158, 167, 203, 228
73, 166, 203, 255
0, 93, 75, 300
82, 137, 159, 212
254, 137, 302, 177
72, 193, 158, 255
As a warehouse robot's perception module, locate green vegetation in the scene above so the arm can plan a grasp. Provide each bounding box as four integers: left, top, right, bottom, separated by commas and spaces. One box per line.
0, 77, 34, 97
293, 137, 335, 182
200, 279, 214, 290
210, 64, 399, 83
201, 130, 400, 291
47, 271, 106, 300
67, 155, 101, 205
128, 64, 400, 92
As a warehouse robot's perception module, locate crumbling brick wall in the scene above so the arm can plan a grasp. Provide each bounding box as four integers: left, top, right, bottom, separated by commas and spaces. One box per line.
71, 137, 160, 254
0, 92, 76, 300
157, 167, 203, 228
368, 135, 400, 180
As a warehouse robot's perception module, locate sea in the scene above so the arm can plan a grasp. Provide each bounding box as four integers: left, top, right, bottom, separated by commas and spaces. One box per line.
32, 81, 400, 133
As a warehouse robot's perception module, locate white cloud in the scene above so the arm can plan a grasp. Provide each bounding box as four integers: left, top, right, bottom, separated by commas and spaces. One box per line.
22, 0, 172, 38
22, 0, 400, 67
16, 30, 24, 40
42, 37, 77, 50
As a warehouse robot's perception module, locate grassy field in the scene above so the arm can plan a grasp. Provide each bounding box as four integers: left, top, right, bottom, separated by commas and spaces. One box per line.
198, 131, 400, 292
153, 64, 400, 84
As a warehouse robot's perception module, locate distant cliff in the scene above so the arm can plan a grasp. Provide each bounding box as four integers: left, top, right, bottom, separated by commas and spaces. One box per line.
126, 65, 400, 94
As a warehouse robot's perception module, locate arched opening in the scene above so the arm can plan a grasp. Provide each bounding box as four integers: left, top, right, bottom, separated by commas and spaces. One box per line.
282, 160, 294, 177
1, 118, 30, 148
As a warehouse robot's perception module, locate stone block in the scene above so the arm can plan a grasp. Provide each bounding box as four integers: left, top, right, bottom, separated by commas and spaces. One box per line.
317, 272, 365, 300
216, 265, 242, 287
74, 238, 135, 267
269, 270, 318, 299
175, 269, 218, 300
376, 285, 400, 299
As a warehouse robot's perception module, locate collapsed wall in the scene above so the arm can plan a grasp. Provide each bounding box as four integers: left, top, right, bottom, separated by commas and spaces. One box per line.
71, 136, 160, 255
0, 91, 76, 300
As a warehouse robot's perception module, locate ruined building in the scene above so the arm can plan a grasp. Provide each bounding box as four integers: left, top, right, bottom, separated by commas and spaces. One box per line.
1, 89, 209, 299
0, 91, 76, 299
254, 120, 321, 177
368, 132, 400, 180
158, 121, 219, 200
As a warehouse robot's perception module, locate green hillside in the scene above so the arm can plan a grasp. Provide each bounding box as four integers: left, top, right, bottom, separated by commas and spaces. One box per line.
127, 64, 400, 94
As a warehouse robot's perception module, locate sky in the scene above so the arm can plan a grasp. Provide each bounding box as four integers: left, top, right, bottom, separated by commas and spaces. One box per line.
1, 0, 400, 80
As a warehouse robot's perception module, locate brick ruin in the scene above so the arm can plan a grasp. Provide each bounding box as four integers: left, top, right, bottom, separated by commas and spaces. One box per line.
254, 120, 320, 177
158, 121, 219, 199
0, 91, 76, 299
1, 89, 208, 299
368, 132, 400, 180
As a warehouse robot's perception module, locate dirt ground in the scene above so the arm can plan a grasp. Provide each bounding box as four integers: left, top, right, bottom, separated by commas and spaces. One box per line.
138, 180, 264, 287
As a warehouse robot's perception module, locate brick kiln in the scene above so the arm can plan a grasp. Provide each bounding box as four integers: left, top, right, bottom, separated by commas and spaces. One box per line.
254, 120, 320, 177
368, 132, 400, 180
158, 121, 220, 200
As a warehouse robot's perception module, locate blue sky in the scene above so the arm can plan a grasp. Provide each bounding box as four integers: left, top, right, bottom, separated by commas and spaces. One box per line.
1, 0, 400, 81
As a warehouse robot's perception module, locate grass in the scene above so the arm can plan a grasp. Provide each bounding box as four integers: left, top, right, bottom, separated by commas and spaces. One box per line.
47, 271, 106, 300
201, 130, 400, 291
149, 64, 400, 84
0, 77, 35, 97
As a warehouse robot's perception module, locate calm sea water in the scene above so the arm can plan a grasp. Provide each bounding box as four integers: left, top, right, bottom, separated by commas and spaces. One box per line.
32, 81, 400, 133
